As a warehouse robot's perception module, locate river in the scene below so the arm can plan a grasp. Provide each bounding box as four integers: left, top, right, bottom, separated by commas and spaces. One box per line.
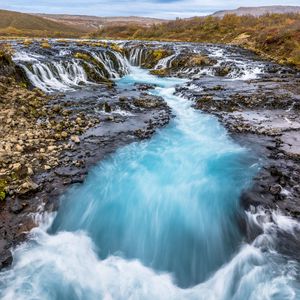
0, 42, 300, 299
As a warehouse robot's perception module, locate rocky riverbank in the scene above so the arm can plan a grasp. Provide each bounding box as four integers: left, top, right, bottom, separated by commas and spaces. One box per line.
1, 39, 300, 269
0, 46, 172, 268
175, 64, 300, 218
126, 41, 300, 219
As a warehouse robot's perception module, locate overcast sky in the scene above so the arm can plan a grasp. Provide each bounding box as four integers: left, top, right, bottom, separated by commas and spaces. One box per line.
1, 0, 300, 19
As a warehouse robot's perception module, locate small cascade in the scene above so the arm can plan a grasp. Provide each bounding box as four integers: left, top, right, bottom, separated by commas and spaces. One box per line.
20, 60, 89, 92
128, 47, 146, 66
13, 45, 131, 92
91, 50, 129, 79
154, 52, 178, 70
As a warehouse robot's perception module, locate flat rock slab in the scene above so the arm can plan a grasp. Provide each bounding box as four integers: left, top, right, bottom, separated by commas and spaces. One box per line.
229, 110, 300, 132
280, 131, 300, 158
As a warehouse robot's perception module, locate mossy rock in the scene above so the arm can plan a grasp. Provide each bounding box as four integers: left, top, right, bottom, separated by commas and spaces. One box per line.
0, 179, 7, 201
142, 48, 172, 69
188, 54, 215, 67
109, 43, 124, 54
23, 39, 33, 47
74, 52, 92, 61
214, 66, 231, 77
103, 102, 112, 112
150, 69, 170, 77
0, 50, 13, 66
40, 41, 51, 49
168, 53, 215, 70
75, 52, 111, 81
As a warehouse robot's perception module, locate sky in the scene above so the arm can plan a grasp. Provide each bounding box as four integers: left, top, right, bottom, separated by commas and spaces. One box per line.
1, 0, 300, 19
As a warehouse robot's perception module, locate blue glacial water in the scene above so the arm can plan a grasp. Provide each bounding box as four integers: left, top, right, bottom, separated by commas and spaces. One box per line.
0, 67, 299, 300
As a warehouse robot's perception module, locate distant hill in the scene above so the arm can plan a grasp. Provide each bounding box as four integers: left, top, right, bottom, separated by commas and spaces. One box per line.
212, 6, 300, 17
34, 14, 167, 32
0, 9, 83, 37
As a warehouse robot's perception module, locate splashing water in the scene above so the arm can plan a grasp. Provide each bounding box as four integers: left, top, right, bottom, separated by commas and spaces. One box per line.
0, 66, 299, 300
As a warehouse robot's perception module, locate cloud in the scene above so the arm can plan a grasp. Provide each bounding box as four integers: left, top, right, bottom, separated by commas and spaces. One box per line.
1, 0, 300, 19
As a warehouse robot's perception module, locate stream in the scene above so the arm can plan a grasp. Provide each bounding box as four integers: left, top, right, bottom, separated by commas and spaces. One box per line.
0, 41, 300, 299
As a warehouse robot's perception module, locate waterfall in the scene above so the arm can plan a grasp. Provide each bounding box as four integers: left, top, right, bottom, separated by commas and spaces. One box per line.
1, 66, 299, 299
154, 52, 178, 70
13, 46, 130, 92
91, 50, 129, 79
20, 60, 89, 92
128, 47, 146, 66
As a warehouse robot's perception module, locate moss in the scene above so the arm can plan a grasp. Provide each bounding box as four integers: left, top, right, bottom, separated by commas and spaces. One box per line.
11, 172, 18, 181
23, 39, 33, 47
142, 48, 172, 69
150, 69, 169, 77
110, 43, 124, 54
189, 54, 214, 67
18, 81, 28, 89
40, 41, 51, 49
0, 50, 13, 65
0, 179, 7, 201
0, 191, 5, 201
74, 52, 91, 61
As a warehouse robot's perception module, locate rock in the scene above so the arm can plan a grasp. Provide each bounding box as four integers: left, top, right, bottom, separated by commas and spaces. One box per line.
76, 117, 82, 125
214, 66, 231, 77
10, 198, 25, 214
18, 179, 39, 195
103, 102, 112, 113
71, 135, 80, 144
269, 184, 282, 195
0, 239, 12, 268
12, 163, 21, 171
15, 144, 24, 152
61, 132, 68, 138
27, 167, 33, 175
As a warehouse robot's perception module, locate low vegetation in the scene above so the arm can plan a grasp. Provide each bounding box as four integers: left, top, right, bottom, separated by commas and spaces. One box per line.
93, 13, 300, 68
0, 9, 83, 37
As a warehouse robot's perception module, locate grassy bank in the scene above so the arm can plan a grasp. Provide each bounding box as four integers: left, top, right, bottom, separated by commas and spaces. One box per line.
91, 13, 300, 68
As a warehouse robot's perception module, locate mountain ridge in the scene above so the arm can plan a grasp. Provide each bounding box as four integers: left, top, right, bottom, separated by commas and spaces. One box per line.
212, 5, 300, 17
33, 13, 167, 32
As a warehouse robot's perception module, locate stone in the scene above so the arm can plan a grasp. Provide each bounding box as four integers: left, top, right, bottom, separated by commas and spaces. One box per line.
103, 102, 112, 113
18, 180, 39, 195
15, 144, 23, 152
27, 167, 33, 175
269, 184, 282, 195
61, 132, 68, 138
10, 199, 25, 214
12, 163, 21, 171
71, 135, 80, 144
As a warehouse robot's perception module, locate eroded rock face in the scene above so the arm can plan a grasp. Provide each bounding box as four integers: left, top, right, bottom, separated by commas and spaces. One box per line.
150, 52, 216, 77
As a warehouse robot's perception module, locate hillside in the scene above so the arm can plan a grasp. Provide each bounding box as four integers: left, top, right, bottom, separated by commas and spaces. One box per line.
93, 13, 300, 68
212, 5, 300, 17
0, 9, 83, 37
34, 14, 167, 32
